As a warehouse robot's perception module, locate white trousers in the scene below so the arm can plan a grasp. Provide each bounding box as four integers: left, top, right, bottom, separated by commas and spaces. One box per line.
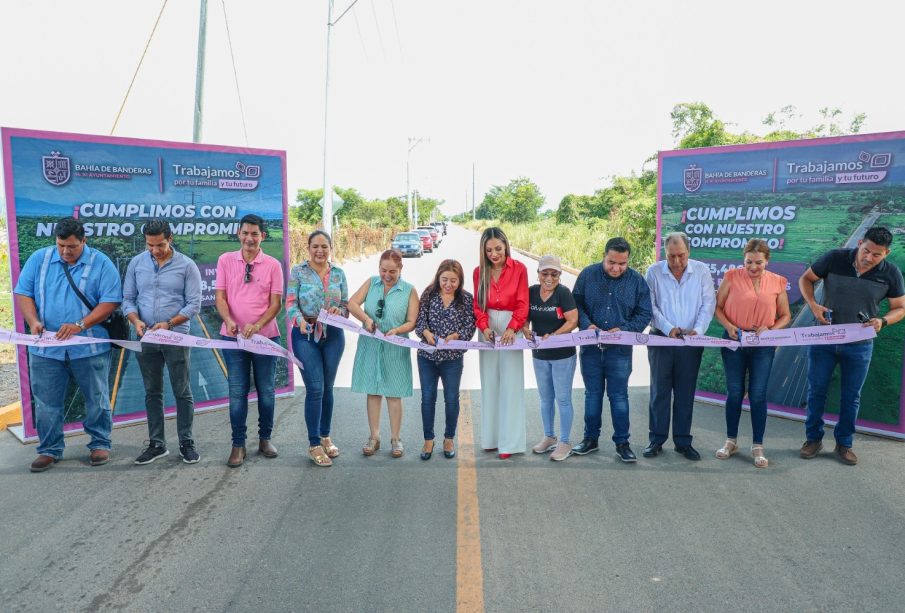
479, 309, 526, 453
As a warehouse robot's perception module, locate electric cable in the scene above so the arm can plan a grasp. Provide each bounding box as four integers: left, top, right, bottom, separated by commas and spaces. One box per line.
110, 0, 169, 135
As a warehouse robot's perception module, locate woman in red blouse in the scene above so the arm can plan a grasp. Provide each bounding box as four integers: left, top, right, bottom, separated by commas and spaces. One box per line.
473, 227, 529, 458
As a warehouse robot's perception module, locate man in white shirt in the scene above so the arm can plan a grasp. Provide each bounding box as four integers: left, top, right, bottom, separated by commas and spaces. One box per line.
643, 232, 715, 460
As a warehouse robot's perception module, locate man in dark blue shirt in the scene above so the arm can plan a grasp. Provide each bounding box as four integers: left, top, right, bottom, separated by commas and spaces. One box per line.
798, 226, 905, 465
572, 237, 652, 462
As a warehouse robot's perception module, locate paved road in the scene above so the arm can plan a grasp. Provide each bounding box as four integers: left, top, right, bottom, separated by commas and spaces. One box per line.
2, 224, 904, 612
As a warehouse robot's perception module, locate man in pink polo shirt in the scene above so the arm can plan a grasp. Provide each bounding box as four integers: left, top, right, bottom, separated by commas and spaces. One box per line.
215, 214, 285, 467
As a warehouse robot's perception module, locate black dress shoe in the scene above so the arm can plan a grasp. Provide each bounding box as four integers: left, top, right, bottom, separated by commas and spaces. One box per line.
615, 443, 637, 463
571, 438, 599, 455
420, 441, 434, 461
642, 442, 663, 458
676, 445, 701, 461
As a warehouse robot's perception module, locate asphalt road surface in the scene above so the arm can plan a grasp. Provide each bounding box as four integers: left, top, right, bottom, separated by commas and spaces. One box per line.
2, 224, 904, 612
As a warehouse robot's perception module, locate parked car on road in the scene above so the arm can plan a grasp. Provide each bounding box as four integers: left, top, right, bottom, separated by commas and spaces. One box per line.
412, 228, 434, 252
417, 225, 441, 246
391, 232, 423, 257
431, 221, 446, 236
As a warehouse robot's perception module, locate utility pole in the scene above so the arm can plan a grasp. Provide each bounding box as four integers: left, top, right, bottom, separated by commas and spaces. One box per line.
192, 0, 208, 143
406, 137, 424, 227
321, 0, 335, 234
472, 162, 476, 220
322, 0, 361, 234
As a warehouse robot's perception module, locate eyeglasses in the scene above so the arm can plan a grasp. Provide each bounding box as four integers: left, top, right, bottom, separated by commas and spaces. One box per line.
244, 262, 254, 283
376, 299, 385, 319
540, 270, 561, 278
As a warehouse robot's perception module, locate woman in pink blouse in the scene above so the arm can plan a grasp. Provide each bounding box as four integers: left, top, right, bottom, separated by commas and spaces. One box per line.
714, 239, 791, 467
473, 227, 529, 458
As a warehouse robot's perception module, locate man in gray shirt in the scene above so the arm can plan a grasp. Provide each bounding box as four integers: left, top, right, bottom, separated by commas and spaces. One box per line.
122, 219, 203, 465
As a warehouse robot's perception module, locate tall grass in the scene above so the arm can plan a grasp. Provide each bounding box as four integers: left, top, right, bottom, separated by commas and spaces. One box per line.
288, 220, 405, 264
462, 217, 656, 272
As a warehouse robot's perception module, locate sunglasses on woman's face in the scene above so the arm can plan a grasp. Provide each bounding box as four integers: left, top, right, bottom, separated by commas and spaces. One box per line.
376, 299, 385, 319
244, 262, 254, 283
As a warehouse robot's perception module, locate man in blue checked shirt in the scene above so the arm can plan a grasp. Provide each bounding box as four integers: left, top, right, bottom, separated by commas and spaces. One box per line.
122, 219, 202, 466
572, 237, 652, 463
14, 217, 122, 472
643, 232, 715, 461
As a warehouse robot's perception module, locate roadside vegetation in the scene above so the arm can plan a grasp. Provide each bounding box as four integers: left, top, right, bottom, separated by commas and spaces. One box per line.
454, 103, 866, 272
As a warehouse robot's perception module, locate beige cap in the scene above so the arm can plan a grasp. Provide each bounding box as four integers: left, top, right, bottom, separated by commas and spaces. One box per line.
538, 255, 562, 272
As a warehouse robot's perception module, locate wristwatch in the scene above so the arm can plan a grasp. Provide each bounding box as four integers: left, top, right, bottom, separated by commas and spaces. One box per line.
881, 317, 888, 328
75, 320, 85, 331
165, 319, 174, 330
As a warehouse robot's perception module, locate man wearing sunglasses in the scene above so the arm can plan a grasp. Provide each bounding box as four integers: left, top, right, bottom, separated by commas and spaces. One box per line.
215, 214, 285, 467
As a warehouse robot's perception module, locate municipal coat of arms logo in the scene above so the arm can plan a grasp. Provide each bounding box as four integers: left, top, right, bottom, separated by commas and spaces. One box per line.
42, 151, 71, 186
683, 165, 702, 192
635, 333, 650, 344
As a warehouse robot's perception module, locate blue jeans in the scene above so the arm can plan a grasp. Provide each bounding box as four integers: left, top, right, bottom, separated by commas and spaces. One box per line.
222, 336, 278, 447
533, 355, 577, 443
580, 345, 632, 444
805, 341, 873, 448
30, 352, 112, 458
647, 345, 703, 447
418, 355, 464, 440
291, 327, 345, 446
721, 345, 776, 444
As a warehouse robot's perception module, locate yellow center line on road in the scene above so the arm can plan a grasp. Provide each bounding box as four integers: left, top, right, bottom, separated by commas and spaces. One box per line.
456, 390, 485, 613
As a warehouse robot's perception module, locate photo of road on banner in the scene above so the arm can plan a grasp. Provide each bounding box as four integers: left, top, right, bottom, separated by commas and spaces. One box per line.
1, 129, 291, 442
659, 134, 905, 437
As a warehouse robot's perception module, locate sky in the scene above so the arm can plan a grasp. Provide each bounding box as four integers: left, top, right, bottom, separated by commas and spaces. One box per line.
1, 0, 904, 217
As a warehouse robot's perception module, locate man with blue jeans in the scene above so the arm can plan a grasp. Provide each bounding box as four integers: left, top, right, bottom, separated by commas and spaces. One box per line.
643, 232, 715, 461
14, 217, 122, 472
572, 238, 652, 463
799, 226, 905, 465
123, 219, 202, 465
215, 214, 284, 467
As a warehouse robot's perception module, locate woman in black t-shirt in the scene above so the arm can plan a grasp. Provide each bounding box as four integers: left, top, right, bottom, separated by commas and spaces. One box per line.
522, 255, 578, 461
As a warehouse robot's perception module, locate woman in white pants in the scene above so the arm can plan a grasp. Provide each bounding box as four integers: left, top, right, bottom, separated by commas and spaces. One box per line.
472, 227, 529, 458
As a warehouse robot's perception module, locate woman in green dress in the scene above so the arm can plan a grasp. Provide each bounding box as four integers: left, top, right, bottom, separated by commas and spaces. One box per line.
348, 249, 420, 458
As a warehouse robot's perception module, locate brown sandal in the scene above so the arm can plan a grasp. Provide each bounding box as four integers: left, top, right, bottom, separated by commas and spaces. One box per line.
309, 445, 333, 467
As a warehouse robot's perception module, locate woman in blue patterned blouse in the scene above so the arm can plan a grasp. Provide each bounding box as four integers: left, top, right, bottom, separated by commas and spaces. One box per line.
286, 230, 349, 467
415, 260, 477, 460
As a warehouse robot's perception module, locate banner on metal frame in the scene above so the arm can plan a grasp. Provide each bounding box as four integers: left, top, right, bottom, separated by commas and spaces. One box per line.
1, 127, 291, 443
658, 131, 905, 439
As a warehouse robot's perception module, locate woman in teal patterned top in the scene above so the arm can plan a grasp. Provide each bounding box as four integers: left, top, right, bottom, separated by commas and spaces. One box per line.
348, 249, 420, 458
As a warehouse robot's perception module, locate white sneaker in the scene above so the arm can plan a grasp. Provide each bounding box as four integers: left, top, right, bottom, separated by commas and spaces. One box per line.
532, 436, 557, 454
550, 442, 573, 461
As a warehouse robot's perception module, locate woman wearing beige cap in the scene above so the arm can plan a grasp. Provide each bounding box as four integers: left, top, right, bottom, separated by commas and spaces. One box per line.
523, 255, 579, 461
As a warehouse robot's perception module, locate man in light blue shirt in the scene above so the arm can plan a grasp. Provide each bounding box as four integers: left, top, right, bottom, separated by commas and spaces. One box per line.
643, 232, 715, 460
122, 219, 202, 465
14, 217, 122, 472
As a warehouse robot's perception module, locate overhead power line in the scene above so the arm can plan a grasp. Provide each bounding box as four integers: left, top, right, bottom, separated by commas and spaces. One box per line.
331, 0, 360, 25
110, 0, 169, 135
369, 0, 387, 60
221, 0, 249, 145
389, 0, 403, 57
352, 3, 369, 61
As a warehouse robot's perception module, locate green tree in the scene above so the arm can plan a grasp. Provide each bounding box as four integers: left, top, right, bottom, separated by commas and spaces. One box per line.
292, 188, 324, 224
477, 177, 544, 223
